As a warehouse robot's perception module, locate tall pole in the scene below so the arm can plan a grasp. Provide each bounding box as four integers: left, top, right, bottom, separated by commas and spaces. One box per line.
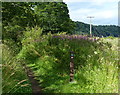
87, 16, 94, 37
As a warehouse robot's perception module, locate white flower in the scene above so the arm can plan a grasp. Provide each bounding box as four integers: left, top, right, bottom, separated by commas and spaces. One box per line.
94, 51, 98, 54
88, 55, 91, 57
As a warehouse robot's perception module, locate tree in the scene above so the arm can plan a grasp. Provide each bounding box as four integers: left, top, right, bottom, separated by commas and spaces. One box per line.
2, 2, 38, 42
34, 2, 75, 34
2, 2, 75, 43
74, 21, 119, 37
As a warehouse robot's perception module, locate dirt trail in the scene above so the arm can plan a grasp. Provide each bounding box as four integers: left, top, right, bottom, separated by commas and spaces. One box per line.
22, 63, 42, 94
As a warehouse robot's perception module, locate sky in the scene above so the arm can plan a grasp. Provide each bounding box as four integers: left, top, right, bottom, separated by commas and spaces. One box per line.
63, 0, 119, 25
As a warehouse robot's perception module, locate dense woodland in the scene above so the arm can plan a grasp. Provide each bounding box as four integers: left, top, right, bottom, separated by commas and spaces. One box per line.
74, 21, 119, 37
2, 2, 118, 93
2, 2, 75, 44
2, 2, 119, 45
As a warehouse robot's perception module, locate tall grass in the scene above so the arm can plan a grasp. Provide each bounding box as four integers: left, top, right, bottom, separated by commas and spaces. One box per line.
17, 27, 118, 93
0, 43, 2, 94
2, 44, 32, 93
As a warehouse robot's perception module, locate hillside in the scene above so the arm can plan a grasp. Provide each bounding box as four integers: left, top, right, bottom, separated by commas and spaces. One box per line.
74, 21, 119, 37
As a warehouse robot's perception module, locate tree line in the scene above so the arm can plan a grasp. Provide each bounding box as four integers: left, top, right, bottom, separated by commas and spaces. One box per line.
2, 2, 119, 46
74, 21, 119, 37
2, 2, 75, 44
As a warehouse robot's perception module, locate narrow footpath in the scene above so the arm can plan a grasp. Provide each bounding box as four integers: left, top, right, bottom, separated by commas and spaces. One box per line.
22, 63, 42, 94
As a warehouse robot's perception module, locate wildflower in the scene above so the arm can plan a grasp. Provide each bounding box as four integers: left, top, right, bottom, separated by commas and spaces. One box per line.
94, 51, 98, 54
88, 55, 91, 57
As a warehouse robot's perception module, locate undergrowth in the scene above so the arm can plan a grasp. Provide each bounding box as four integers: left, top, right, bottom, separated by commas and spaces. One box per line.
2, 44, 32, 93
17, 27, 118, 93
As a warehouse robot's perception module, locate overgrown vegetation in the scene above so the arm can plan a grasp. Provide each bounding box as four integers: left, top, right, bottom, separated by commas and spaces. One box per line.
16, 27, 118, 93
2, 2, 118, 94
2, 44, 32, 93
2, 2, 75, 46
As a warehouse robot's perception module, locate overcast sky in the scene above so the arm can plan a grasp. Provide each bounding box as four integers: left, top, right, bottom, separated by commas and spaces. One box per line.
63, 0, 119, 25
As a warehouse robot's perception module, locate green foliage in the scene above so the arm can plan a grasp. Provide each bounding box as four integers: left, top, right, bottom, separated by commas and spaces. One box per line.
2, 2, 38, 43
2, 44, 32, 93
17, 27, 50, 64
2, 2, 75, 45
2, 2, 118, 93
17, 27, 118, 93
34, 2, 75, 33
22, 26, 43, 45
3, 38, 21, 55
74, 21, 119, 37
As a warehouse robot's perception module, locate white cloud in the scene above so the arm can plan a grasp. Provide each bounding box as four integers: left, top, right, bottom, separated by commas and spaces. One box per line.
93, 10, 117, 19
70, 8, 93, 15
69, 8, 117, 19
65, 0, 118, 25
64, 0, 119, 3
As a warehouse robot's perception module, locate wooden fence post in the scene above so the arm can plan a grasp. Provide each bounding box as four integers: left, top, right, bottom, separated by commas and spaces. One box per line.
70, 51, 74, 82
